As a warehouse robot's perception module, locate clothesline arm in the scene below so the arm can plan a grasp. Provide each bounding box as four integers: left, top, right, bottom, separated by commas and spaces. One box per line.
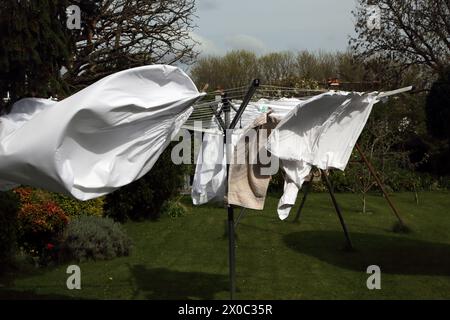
376, 86, 414, 99
209, 103, 226, 131
229, 79, 260, 130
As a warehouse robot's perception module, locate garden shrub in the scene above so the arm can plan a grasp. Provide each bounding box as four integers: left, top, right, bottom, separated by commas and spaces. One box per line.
59, 215, 132, 262
104, 144, 188, 221
51, 193, 104, 217
0, 191, 20, 272
437, 175, 450, 190
14, 187, 69, 254
160, 199, 187, 218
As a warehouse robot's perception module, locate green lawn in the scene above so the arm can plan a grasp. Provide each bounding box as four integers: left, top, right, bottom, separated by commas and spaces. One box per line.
1, 191, 450, 300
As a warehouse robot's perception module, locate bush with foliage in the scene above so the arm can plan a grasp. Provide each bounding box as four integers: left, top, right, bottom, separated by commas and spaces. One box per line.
160, 199, 187, 218
105, 144, 188, 221
14, 187, 69, 254
51, 193, 104, 217
59, 215, 132, 262
0, 191, 20, 272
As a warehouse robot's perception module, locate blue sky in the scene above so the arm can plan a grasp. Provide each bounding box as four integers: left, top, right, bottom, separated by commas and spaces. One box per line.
193, 0, 358, 55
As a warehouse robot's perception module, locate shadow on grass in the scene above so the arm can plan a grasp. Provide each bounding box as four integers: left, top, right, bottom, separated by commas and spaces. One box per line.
284, 231, 450, 276
0, 288, 75, 300
130, 265, 229, 300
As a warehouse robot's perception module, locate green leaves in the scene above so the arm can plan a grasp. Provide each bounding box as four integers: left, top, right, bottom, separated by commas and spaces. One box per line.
0, 0, 73, 110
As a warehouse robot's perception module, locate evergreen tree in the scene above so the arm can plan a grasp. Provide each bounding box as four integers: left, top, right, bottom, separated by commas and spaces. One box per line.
426, 68, 450, 142
0, 0, 73, 112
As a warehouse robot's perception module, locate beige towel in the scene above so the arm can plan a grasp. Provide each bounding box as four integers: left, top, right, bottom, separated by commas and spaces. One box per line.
227, 113, 280, 210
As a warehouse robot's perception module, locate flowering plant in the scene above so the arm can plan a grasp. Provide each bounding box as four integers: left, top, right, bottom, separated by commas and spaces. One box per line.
14, 187, 69, 255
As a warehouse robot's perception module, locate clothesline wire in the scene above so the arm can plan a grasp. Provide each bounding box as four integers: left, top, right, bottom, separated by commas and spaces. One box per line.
201, 86, 249, 95
191, 98, 311, 120
207, 85, 248, 93
193, 95, 246, 105
187, 115, 216, 120
201, 90, 248, 98
199, 89, 322, 100
196, 88, 328, 106
192, 95, 304, 111
257, 88, 325, 93
192, 95, 250, 108
193, 89, 315, 107
260, 84, 328, 91
188, 86, 335, 129
201, 84, 330, 94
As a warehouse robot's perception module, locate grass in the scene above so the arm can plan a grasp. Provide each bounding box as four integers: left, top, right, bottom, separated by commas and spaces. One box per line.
1, 191, 450, 300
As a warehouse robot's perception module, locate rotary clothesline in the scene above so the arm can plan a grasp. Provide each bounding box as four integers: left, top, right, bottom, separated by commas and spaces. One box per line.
188, 80, 413, 299
188, 84, 413, 224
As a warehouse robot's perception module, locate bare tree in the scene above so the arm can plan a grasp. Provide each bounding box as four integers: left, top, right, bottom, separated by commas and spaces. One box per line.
350, 0, 450, 79
65, 0, 199, 91
190, 51, 259, 90
258, 52, 296, 83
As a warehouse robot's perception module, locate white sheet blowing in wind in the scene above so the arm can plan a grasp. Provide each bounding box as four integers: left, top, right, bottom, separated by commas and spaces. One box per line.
0, 65, 204, 200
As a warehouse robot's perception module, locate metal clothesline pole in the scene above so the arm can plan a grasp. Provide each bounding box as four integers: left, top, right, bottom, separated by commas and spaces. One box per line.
291, 169, 353, 249
234, 207, 247, 228
223, 94, 236, 301
293, 181, 312, 223
320, 169, 353, 250
292, 143, 408, 244
224, 79, 260, 300
354, 143, 406, 229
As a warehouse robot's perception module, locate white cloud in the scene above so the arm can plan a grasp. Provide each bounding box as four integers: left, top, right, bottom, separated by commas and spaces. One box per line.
224, 34, 267, 54
190, 32, 223, 56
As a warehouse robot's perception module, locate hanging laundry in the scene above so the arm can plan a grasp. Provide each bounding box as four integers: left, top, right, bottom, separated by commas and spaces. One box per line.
227, 112, 281, 210
190, 97, 303, 206
276, 159, 313, 220
191, 131, 227, 205
267, 91, 381, 219
236, 98, 305, 129
0, 65, 204, 200
191, 127, 245, 205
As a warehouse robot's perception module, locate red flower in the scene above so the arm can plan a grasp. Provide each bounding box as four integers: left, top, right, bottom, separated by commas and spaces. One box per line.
46, 243, 55, 250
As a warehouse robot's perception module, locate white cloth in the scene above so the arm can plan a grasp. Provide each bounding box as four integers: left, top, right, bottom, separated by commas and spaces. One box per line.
190, 98, 303, 205
277, 159, 312, 220
236, 98, 306, 129
191, 131, 226, 205
191, 129, 244, 205
0, 65, 204, 200
268, 91, 380, 219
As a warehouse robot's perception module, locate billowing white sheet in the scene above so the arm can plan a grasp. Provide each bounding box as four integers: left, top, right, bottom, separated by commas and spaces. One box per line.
267, 91, 380, 219
0, 65, 204, 200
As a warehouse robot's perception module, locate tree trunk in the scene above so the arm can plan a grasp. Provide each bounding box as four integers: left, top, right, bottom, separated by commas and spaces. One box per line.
362, 193, 366, 214
413, 183, 419, 205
